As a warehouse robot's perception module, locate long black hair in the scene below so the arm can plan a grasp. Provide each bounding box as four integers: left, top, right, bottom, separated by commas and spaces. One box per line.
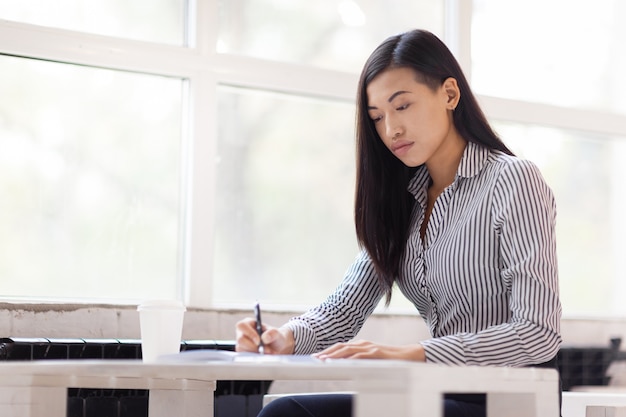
354, 29, 514, 304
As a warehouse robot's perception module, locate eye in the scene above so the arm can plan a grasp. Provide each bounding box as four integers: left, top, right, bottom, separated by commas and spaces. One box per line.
396, 103, 410, 111
369, 114, 382, 123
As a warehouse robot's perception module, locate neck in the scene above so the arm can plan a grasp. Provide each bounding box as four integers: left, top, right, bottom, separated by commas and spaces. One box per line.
425, 132, 467, 192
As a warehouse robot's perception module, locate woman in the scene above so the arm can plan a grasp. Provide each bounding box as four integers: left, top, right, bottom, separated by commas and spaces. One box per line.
236, 29, 561, 417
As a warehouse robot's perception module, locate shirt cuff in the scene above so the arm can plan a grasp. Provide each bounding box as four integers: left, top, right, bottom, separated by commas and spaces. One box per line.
283, 320, 318, 355
420, 337, 466, 365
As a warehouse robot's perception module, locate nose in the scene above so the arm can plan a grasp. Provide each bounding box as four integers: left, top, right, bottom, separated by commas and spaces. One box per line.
386, 120, 402, 141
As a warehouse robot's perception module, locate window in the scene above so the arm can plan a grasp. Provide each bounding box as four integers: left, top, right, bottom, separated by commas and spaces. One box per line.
473, 0, 626, 316
495, 122, 626, 315
212, 0, 444, 308
0, 0, 186, 44
217, 0, 442, 72
472, 0, 626, 115
1, 1, 625, 317
213, 87, 358, 306
0, 53, 183, 301
0, 4, 190, 303
0, 0, 443, 309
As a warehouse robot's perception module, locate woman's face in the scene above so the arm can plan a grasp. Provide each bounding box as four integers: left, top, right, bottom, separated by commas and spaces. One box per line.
366, 67, 459, 168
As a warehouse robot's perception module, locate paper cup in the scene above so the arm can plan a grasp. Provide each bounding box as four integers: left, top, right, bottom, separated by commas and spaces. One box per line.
137, 300, 186, 362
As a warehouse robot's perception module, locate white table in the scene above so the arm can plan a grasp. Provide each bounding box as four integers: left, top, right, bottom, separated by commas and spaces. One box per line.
0, 358, 560, 417
562, 390, 626, 417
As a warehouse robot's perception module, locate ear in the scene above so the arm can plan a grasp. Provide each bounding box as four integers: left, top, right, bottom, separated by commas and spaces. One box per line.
442, 77, 460, 110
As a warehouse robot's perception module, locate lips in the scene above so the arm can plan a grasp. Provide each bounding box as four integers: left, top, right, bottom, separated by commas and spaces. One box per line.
391, 141, 413, 155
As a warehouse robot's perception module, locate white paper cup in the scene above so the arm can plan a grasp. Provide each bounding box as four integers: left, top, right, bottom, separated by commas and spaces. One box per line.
137, 300, 186, 362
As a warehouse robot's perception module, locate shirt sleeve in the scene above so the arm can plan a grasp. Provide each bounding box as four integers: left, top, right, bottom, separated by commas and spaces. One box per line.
420, 158, 562, 366
283, 250, 386, 355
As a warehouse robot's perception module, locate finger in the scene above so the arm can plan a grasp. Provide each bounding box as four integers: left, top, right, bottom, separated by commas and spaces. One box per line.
316, 340, 381, 360
235, 330, 257, 352
346, 347, 381, 359
235, 339, 256, 352
260, 327, 280, 345
235, 330, 258, 352
316, 342, 346, 356
235, 318, 255, 340
318, 340, 366, 355
259, 328, 283, 354
316, 343, 357, 359
235, 318, 261, 352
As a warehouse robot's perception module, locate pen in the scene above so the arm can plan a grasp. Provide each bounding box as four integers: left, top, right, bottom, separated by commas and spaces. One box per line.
254, 301, 265, 354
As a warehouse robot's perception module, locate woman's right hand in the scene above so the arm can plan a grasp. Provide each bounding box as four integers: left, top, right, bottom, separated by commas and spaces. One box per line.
235, 317, 295, 355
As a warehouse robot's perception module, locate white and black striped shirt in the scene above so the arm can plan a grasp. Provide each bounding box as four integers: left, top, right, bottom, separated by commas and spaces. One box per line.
285, 141, 562, 366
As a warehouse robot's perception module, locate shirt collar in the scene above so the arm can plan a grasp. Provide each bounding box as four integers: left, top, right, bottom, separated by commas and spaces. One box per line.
407, 141, 490, 197
457, 141, 490, 179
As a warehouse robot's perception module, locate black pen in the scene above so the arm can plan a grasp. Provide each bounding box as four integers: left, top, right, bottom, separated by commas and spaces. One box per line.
254, 301, 265, 354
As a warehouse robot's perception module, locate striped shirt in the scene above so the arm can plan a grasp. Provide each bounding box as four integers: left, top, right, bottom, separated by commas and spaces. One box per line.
285, 141, 562, 366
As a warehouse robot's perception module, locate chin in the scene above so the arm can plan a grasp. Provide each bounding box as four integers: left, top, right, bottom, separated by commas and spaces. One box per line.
400, 158, 425, 168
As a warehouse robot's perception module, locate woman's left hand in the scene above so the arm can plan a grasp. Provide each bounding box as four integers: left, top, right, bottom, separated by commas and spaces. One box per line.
313, 340, 426, 362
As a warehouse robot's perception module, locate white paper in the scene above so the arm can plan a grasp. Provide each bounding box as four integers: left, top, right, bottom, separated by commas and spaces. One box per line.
158, 349, 322, 363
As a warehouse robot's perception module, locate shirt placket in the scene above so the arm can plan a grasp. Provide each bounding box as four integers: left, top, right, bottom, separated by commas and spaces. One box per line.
422, 183, 457, 337
423, 184, 454, 249
409, 195, 439, 336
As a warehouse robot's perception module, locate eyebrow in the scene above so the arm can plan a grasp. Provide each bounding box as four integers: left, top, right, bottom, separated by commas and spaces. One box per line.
367, 90, 411, 110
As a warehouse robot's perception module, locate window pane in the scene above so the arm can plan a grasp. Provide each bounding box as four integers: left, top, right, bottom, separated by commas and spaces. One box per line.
0, 0, 186, 45
214, 87, 359, 306
494, 122, 626, 316
472, 0, 626, 115
0, 56, 183, 301
218, 0, 444, 72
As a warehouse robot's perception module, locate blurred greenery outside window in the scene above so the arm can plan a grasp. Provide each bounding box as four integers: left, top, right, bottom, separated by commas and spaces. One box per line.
0, 56, 183, 301
0, 0, 625, 317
